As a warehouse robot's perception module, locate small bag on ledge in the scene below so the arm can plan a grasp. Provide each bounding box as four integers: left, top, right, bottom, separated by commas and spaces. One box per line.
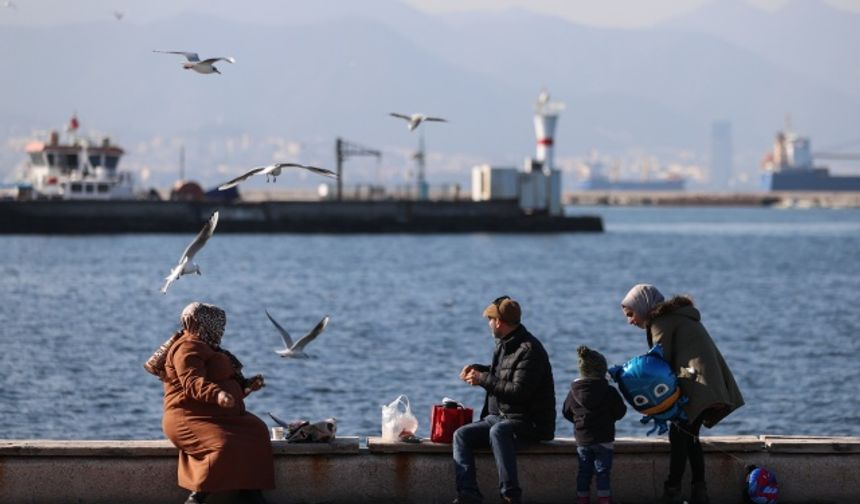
381, 394, 419, 442
430, 398, 473, 444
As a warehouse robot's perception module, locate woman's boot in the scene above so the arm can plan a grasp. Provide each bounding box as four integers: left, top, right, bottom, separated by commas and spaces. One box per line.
184, 491, 209, 504
240, 489, 269, 504
661, 482, 683, 504
691, 481, 710, 504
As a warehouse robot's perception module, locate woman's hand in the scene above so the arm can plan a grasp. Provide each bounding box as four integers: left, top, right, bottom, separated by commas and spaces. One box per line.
244, 374, 265, 395
217, 390, 235, 408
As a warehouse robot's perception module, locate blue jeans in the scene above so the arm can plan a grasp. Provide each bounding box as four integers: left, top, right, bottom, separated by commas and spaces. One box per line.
452, 415, 533, 501
576, 444, 614, 498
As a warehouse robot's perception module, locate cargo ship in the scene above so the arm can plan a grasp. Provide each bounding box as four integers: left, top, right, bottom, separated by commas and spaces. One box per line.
577, 160, 685, 191
0, 96, 603, 234
760, 124, 860, 191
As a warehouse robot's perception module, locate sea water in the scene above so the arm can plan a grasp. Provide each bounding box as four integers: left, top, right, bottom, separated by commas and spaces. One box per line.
1, 206, 858, 439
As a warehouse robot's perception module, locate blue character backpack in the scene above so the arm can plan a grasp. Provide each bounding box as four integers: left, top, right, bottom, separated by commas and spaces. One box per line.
608, 344, 688, 435
743, 465, 778, 504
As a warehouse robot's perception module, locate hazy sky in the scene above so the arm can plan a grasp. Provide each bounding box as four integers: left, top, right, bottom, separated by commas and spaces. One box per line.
2, 0, 859, 28
405, 0, 860, 27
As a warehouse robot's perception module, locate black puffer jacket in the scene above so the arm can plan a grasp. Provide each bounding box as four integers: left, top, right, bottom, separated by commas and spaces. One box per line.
562, 378, 626, 445
472, 324, 556, 441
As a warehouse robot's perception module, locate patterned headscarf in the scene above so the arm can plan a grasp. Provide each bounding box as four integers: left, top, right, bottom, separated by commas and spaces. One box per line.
621, 284, 665, 320
180, 302, 226, 348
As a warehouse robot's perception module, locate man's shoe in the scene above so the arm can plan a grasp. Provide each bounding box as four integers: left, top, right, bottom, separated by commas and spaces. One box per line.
500, 494, 522, 504
184, 491, 209, 504
453, 492, 483, 504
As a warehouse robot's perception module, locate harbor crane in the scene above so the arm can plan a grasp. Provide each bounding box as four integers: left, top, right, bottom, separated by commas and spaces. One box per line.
334, 137, 382, 201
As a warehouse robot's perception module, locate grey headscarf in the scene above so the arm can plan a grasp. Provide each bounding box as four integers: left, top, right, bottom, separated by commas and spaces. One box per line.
621, 284, 665, 320
180, 302, 226, 348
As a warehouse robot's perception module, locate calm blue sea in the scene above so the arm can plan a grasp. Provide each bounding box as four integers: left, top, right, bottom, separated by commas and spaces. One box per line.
1, 206, 859, 440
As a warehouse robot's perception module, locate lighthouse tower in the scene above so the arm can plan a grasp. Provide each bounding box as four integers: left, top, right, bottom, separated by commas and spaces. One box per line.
533, 89, 565, 172
470, 89, 566, 216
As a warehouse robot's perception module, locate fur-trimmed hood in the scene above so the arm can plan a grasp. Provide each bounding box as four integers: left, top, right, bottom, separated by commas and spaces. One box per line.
648, 295, 695, 320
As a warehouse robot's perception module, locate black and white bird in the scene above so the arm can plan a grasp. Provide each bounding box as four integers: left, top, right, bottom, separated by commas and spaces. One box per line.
266, 310, 330, 359
161, 211, 219, 294
217, 163, 337, 191
389, 112, 448, 131
153, 50, 236, 74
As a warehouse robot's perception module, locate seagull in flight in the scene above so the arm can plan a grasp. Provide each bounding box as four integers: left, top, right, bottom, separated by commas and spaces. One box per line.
217, 163, 337, 191
113, 10, 124, 20
266, 310, 330, 359
2, 1, 18, 9
389, 112, 448, 131
153, 50, 236, 74
161, 211, 219, 294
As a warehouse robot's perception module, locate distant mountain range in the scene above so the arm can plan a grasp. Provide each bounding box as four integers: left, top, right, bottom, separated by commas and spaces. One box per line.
1, 0, 858, 188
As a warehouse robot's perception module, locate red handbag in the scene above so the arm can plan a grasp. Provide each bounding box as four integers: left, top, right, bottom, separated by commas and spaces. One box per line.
430, 403, 473, 443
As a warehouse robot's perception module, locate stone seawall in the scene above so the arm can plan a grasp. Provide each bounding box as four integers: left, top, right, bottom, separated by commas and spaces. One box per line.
1, 436, 858, 503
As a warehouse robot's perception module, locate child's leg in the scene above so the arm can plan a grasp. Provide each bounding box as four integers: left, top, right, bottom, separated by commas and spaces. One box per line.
576, 445, 596, 500
593, 444, 614, 500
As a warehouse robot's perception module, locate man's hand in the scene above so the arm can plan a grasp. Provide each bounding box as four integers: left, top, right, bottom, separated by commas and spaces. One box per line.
463, 368, 484, 386
459, 365, 475, 381
217, 390, 235, 408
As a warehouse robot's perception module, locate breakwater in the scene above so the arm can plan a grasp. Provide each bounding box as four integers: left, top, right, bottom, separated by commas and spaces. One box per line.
1, 436, 857, 503
0, 199, 603, 233
567, 191, 860, 208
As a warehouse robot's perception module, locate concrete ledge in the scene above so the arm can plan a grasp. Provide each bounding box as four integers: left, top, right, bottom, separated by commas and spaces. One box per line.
0, 437, 360, 457
762, 435, 860, 453
367, 435, 766, 454
1, 436, 858, 503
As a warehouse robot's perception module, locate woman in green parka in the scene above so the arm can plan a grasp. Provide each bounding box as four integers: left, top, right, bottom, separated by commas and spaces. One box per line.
621, 284, 744, 504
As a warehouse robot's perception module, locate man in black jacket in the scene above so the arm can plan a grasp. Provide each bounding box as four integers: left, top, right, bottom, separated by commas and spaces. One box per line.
452, 296, 556, 504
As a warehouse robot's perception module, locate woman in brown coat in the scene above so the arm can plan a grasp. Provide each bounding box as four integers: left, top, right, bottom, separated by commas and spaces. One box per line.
162, 302, 275, 504
621, 284, 744, 504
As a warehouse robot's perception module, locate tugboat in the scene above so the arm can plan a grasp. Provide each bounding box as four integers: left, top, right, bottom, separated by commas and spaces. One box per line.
14, 116, 136, 201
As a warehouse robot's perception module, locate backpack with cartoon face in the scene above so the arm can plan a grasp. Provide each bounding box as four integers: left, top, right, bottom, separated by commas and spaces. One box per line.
743, 465, 778, 504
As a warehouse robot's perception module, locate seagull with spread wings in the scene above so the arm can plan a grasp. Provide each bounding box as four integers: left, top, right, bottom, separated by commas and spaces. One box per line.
217, 163, 337, 191
389, 112, 448, 131
161, 211, 219, 294
266, 310, 330, 359
153, 50, 236, 74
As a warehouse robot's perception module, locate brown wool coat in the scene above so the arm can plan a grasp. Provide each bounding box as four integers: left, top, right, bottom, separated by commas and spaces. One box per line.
647, 297, 745, 429
162, 332, 274, 492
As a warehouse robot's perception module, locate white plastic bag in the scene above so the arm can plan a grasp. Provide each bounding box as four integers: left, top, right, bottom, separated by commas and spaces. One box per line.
381, 394, 419, 441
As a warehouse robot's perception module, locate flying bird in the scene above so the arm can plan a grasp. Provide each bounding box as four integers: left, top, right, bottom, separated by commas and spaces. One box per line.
217, 163, 337, 191
113, 10, 124, 20
389, 112, 448, 131
161, 211, 219, 294
266, 310, 330, 359
153, 50, 236, 74
2, 1, 17, 9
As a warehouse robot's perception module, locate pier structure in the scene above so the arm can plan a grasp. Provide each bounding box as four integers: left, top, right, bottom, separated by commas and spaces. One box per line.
1, 435, 858, 503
